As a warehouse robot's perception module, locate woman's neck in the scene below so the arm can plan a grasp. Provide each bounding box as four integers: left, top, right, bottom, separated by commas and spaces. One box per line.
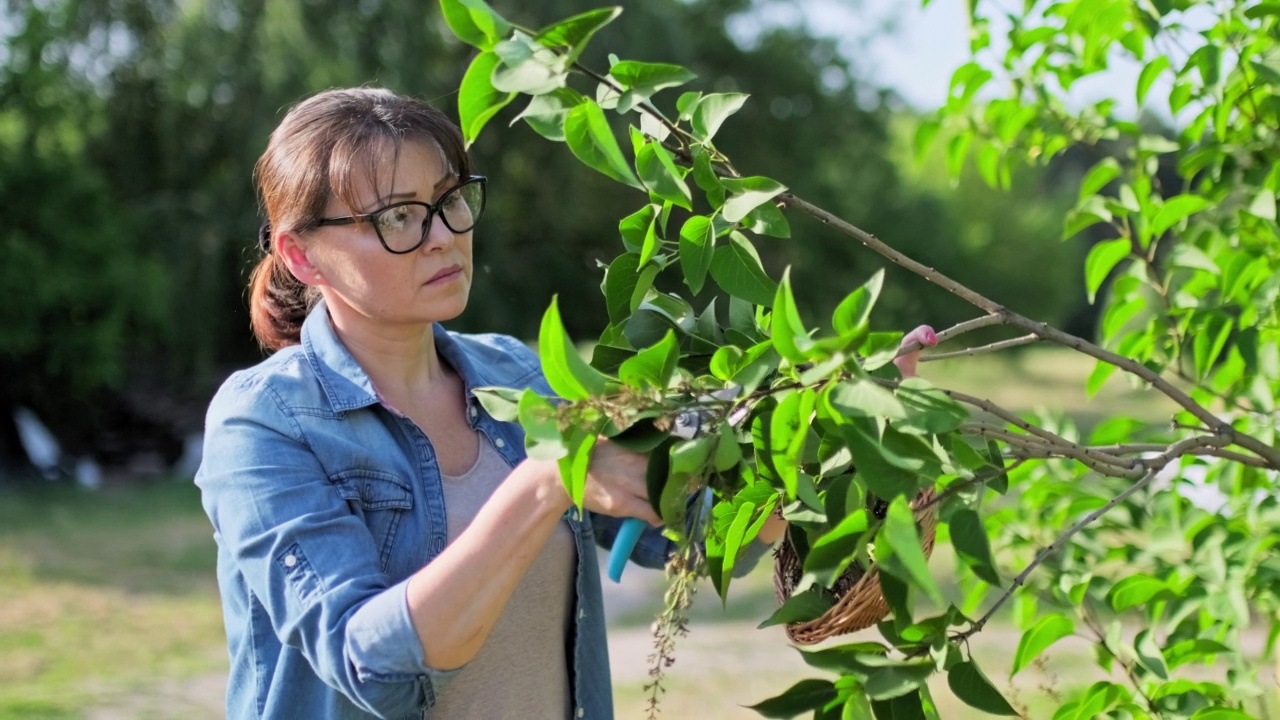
325, 305, 448, 402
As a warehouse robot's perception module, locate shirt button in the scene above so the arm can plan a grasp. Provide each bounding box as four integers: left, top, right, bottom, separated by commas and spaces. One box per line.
283, 554, 297, 568
579, 608, 585, 619
494, 438, 506, 449
468, 405, 478, 419
577, 709, 584, 718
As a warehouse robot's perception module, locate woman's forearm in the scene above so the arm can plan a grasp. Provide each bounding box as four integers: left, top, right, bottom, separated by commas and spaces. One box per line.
405, 458, 571, 670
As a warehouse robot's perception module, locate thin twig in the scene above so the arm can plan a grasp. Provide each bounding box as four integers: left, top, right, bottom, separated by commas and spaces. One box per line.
953, 468, 1161, 641
921, 334, 1039, 362
935, 314, 1005, 344
964, 423, 1144, 478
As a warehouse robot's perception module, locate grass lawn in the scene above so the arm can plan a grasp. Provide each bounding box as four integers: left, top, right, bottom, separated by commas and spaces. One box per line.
0, 348, 1264, 719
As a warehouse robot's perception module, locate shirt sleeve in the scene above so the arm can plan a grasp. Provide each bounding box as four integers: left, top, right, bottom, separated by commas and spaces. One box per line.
196, 373, 459, 718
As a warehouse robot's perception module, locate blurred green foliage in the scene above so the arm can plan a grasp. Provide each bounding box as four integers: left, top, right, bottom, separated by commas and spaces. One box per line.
0, 0, 1084, 452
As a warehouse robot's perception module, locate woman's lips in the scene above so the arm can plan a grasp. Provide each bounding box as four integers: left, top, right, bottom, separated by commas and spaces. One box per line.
426, 265, 463, 284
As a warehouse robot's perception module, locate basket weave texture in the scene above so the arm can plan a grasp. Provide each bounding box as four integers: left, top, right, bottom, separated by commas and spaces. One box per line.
772, 488, 938, 645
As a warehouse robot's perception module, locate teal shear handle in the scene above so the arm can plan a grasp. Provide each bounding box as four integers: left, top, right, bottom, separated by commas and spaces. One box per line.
607, 387, 742, 583
608, 517, 647, 582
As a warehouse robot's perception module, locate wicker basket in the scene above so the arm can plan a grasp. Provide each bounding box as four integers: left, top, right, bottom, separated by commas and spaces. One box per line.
772, 488, 938, 645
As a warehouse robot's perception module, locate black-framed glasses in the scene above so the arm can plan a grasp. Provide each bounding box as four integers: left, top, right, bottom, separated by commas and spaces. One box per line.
315, 175, 486, 254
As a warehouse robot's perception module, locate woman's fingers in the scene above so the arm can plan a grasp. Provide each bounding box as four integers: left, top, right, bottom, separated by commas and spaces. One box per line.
584, 439, 661, 524
893, 324, 937, 378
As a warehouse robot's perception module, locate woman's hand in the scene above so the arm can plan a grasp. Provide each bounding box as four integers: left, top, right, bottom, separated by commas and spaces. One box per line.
892, 324, 937, 379
579, 439, 662, 526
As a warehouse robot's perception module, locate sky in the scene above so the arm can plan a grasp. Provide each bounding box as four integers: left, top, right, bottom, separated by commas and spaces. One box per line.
762, 0, 1192, 121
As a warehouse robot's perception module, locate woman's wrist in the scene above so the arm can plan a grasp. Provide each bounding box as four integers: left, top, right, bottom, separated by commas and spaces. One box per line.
518, 458, 574, 518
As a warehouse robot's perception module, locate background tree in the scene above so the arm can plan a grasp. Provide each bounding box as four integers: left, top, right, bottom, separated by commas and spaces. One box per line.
0, 0, 1085, 470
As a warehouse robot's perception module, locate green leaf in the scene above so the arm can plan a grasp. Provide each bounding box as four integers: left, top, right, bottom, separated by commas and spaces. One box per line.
1063, 196, 1113, 239
1165, 244, 1219, 274
748, 679, 838, 719
1134, 629, 1168, 679
439, 0, 511, 50
1246, 190, 1277, 221
491, 34, 566, 95
865, 658, 935, 700
602, 252, 640, 324
1188, 708, 1254, 719
827, 379, 907, 421
692, 148, 725, 208
610, 61, 696, 97
535, 7, 621, 62
473, 386, 524, 422
538, 296, 611, 401
771, 269, 814, 364
1163, 638, 1232, 669
1079, 158, 1122, 202
913, 119, 941, 163
895, 378, 967, 434
832, 270, 883, 341
758, 590, 836, 629
1011, 613, 1074, 676
744, 201, 791, 238
1107, 573, 1172, 611
564, 103, 642, 189
949, 510, 1000, 586
511, 88, 586, 142
1149, 194, 1211, 237
644, 438, 674, 518
948, 661, 1017, 715
1137, 55, 1170, 105
770, 388, 816, 499
518, 389, 565, 460
636, 141, 692, 209
720, 176, 787, 224
690, 92, 749, 142
1084, 238, 1131, 304
804, 509, 871, 585
678, 215, 715, 294
557, 428, 596, 511
618, 204, 657, 257
719, 500, 756, 596
458, 51, 515, 147
709, 231, 777, 306
618, 329, 678, 389
876, 496, 943, 604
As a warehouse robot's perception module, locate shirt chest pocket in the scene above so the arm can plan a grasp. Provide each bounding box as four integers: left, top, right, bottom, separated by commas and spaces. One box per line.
329, 469, 414, 572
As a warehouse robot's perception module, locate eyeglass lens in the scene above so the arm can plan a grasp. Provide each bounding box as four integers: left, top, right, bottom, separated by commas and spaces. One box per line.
374, 180, 484, 253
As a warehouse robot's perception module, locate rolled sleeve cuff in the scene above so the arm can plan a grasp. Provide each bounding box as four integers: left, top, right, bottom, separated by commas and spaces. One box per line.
346, 577, 464, 698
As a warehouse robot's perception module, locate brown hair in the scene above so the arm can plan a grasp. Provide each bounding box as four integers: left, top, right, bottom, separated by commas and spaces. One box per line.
248, 87, 470, 351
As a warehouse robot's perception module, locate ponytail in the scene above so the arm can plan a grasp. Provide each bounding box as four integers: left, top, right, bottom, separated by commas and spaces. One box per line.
248, 250, 316, 351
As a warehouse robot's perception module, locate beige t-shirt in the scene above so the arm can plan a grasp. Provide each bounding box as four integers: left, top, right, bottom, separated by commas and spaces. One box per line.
427, 433, 578, 719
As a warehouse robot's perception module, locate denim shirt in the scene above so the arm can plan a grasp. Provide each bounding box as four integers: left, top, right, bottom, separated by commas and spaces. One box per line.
196, 301, 769, 720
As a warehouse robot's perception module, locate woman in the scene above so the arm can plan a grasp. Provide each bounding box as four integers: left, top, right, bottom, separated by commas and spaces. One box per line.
196, 87, 786, 720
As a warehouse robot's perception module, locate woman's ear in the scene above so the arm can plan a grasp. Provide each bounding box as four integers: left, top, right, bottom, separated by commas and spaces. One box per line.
276, 231, 325, 286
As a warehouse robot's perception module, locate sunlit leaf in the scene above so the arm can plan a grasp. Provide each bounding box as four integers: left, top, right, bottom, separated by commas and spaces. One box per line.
458, 51, 515, 147
1011, 613, 1073, 676
564, 102, 642, 188
538, 296, 611, 400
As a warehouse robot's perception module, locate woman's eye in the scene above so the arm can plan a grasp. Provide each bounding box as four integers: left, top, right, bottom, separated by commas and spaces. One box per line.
378, 207, 410, 231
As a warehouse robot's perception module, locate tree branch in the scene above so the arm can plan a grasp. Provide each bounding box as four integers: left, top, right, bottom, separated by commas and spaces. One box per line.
778, 192, 1280, 470
954, 468, 1161, 642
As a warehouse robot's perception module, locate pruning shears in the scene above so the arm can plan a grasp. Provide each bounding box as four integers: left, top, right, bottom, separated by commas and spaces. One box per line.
607, 386, 745, 583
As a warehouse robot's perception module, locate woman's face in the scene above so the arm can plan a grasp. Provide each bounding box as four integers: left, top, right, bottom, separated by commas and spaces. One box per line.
291, 140, 473, 331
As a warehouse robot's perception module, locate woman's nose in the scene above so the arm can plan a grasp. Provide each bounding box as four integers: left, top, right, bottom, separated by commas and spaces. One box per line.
419, 212, 457, 252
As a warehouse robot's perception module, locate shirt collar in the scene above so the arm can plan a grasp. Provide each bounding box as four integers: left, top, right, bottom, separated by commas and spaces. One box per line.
299, 299, 491, 414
